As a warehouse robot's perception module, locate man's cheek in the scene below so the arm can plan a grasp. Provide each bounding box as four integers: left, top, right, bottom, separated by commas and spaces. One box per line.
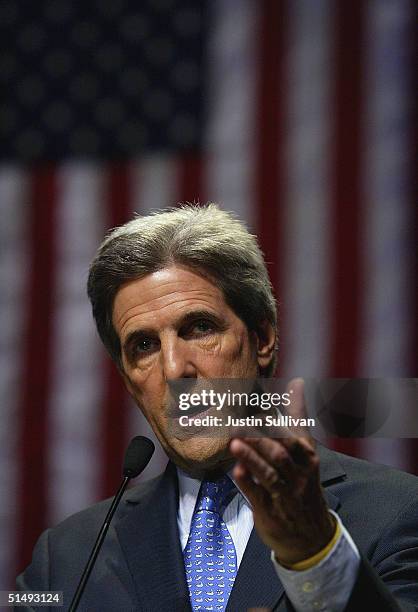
220, 331, 247, 360
196, 335, 222, 352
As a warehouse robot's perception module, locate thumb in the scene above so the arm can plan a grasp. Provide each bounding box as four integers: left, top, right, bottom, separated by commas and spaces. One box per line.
286, 378, 306, 418
284, 378, 313, 441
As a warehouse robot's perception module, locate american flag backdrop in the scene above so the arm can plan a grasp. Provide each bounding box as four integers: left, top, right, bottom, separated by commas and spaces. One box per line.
0, 0, 416, 589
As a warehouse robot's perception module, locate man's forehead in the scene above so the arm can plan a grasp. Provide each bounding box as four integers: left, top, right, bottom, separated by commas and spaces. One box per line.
112, 265, 226, 332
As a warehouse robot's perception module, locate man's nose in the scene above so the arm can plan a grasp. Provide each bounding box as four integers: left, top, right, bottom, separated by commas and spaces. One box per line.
160, 336, 197, 380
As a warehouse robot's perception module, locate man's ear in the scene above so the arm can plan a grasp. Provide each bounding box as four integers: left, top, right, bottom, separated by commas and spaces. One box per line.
254, 320, 276, 370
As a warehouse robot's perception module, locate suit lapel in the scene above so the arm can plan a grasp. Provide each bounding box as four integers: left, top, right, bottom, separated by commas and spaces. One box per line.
318, 443, 346, 513
115, 463, 191, 612
318, 443, 347, 487
226, 528, 284, 611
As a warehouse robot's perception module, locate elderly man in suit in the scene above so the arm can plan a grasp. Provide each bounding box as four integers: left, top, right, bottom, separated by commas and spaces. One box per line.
18, 205, 418, 611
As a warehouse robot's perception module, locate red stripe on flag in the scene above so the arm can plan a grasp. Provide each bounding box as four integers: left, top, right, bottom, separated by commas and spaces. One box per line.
16, 165, 57, 573
177, 154, 205, 204
328, 3, 366, 458
100, 163, 132, 499
254, 0, 288, 375
329, 2, 365, 378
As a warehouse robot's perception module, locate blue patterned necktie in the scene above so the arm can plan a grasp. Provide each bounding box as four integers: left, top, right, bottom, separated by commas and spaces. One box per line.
184, 475, 238, 611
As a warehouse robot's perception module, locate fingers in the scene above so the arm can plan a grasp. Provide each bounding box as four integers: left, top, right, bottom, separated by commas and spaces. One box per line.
243, 436, 315, 469
232, 461, 265, 509
282, 436, 316, 467
239, 437, 297, 482
230, 436, 318, 499
230, 438, 291, 493
282, 378, 315, 443
286, 378, 306, 419
229, 378, 316, 502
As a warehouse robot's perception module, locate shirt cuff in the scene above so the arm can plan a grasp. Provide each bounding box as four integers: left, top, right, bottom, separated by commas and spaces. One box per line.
279, 514, 341, 571
271, 510, 361, 612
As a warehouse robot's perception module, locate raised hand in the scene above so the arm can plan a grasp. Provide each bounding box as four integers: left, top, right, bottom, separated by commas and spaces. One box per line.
229, 378, 335, 566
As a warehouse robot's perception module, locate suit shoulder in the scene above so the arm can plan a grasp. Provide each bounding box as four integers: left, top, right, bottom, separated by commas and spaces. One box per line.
50, 471, 165, 541
338, 449, 418, 483
325, 447, 418, 510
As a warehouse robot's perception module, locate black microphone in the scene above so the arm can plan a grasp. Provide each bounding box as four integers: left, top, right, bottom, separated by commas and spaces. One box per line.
68, 436, 155, 612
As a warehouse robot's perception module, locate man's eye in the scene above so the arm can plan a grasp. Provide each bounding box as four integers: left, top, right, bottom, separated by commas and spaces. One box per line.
191, 320, 214, 335
134, 338, 157, 353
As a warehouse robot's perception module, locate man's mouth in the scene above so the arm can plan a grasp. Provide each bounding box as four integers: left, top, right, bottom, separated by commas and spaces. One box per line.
168, 402, 221, 419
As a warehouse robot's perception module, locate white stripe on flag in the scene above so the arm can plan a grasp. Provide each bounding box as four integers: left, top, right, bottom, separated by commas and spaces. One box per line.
360, 0, 413, 375
48, 163, 106, 524
358, 1, 413, 467
0, 167, 28, 587
205, 0, 257, 226
131, 154, 178, 213
283, 0, 332, 377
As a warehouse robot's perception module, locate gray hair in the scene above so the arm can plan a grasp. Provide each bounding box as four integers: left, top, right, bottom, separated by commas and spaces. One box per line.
87, 203, 278, 375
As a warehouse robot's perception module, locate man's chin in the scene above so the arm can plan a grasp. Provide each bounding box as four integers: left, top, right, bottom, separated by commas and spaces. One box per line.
168, 437, 234, 478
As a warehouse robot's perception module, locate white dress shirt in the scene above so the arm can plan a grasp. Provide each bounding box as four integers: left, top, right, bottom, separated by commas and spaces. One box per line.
177, 468, 360, 612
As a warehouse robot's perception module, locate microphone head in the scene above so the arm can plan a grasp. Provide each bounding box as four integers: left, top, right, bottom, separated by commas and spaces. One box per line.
123, 436, 155, 478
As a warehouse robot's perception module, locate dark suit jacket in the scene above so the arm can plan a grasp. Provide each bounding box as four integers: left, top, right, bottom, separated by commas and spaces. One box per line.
17, 446, 418, 611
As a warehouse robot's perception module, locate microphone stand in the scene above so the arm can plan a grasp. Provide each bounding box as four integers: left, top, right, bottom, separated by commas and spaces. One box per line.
68, 475, 130, 612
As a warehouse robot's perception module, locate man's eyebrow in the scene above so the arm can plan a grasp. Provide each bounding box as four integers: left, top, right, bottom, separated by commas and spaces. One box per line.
177, 309, 226, 330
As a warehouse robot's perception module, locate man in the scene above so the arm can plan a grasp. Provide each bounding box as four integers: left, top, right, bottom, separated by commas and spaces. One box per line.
18, 204, 418, 611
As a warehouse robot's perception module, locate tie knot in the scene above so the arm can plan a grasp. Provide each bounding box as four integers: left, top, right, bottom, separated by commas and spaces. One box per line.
197, 475, 236, 515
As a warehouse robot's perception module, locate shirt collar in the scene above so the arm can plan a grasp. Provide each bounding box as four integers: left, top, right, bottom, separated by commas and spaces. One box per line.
176, 465, 252, 510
